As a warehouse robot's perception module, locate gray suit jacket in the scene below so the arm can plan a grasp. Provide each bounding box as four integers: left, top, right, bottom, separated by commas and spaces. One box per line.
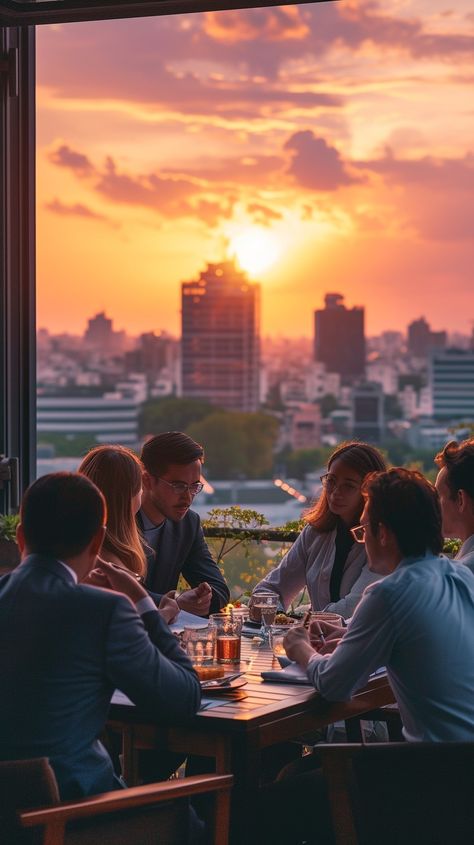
455, 535, 474, 573
138, 509, 230, 614
0, 554, 200, 799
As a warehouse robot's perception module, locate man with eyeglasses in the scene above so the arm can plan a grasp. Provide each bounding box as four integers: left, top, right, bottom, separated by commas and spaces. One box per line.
284, 467, 474, 742
138, 431, 230, 616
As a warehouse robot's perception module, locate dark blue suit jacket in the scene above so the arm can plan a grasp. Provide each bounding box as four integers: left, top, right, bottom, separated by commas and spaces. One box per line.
138, 509, 230, 615
0, 555, 200, 799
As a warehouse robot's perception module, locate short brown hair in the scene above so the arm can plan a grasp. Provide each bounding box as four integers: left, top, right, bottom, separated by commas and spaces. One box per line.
141, 431, 204, 476
363, 467, 443, 557
435, 438, 474, 500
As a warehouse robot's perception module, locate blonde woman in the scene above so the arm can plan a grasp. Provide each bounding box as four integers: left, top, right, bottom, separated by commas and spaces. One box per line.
79, 445, 178, 624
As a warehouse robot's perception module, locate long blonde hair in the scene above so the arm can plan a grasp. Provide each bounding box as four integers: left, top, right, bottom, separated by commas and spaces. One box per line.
79, 445, 146, 578
305, 441, 387, 532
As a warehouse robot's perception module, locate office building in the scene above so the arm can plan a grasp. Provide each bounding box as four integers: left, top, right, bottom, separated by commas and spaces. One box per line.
84, 311, 126, 352
37, 392, 140, 445
314, 293, 365, 381
431, 349, 474, 420
351, 381, 384, 443
408, 317, 446, 358
181, 262, 260, 412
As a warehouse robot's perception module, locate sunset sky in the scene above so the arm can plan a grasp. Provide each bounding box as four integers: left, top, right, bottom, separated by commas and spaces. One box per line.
36, 0, 474, 339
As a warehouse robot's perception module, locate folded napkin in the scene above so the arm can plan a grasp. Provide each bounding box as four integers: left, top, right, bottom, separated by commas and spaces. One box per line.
261, 661, 312, 685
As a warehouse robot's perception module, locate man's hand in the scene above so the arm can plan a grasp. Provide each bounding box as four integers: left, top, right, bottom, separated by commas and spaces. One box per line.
309, 619, 347, 654
176, 582, 212, 616
84, 560, 148, 606
283, 625, 316, 668
158, 591, 180, 624
309, 620, 346, 653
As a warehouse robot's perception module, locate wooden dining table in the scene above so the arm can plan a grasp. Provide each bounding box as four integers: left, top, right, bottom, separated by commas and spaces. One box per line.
108, 637, 395, 843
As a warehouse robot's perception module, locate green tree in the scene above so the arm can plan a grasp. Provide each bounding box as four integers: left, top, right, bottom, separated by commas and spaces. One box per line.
188, 411, 279, 479
138, 397, 218, 438
284, 446, 333, 480
38, 433, 99, 458
318, 394, 339, 418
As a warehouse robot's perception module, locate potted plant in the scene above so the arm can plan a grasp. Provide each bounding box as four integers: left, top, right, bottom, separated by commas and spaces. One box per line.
0, 513, 21, 572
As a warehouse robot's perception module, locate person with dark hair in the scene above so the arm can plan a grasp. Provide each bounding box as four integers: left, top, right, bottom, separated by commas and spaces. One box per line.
0, 473, 201, 800
138, 431, 230, 616
284, 467, 474, 741
251, 441, 387, 619
435, 438, 474, 572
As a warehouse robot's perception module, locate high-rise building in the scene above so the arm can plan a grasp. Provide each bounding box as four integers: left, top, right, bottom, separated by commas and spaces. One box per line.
314, 293, 365, 381
351, 381, 384, 443
408, 317, 446, 358
181, 262, 260, 412
84, 311, 125, 352
431, 349, 474, 420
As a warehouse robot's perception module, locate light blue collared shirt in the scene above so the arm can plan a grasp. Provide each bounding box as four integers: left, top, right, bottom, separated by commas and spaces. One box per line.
455, 534, 474, 573
307, 553, 474, 742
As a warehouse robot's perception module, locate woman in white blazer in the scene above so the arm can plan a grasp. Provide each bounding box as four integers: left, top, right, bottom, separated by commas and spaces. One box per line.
252, 441, 387, 620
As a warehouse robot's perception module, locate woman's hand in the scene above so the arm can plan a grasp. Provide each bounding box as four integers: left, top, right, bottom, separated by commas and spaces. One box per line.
84, 559, 147, 605
158, 591, 180, 624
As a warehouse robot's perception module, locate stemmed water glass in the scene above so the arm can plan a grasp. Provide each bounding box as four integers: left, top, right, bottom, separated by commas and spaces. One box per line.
251, 592, 279, 641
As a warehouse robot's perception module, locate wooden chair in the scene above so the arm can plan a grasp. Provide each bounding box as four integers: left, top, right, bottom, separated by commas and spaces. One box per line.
319, 742, 474, 845
1, 758, 232, 845
344, 703, 404, 742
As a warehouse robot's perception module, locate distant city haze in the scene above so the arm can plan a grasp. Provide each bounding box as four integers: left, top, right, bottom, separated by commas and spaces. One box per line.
36, 2, 474, 337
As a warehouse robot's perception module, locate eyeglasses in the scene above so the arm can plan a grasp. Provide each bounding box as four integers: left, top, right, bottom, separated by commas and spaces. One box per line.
320, 474, 361, 496
156, 477, 204, 496
350, 523, 370, 543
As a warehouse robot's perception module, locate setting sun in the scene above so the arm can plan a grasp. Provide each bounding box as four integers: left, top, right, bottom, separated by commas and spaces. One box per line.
228, 228, 281, 276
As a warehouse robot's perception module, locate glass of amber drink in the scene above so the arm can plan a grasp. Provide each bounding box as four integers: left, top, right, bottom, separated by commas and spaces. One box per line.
210, 613, 242, 664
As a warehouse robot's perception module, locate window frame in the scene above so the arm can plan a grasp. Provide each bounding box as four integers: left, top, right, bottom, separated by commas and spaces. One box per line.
0, 0, 328, 512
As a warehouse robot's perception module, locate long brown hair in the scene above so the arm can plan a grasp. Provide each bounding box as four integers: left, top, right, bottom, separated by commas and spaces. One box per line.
305, 441, 387, 532
78, 445, 146, 578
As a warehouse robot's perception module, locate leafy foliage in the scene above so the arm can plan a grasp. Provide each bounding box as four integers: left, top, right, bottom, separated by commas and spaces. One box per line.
188, 411, 279, 479
442, 538, 462, 557
0, 514, 19, 542
139, 397, 218, 438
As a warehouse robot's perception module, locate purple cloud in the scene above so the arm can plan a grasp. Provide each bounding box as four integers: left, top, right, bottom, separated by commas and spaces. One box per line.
48, 143, 93, 174
284, 130, 362, 191
45, 197, 110, 222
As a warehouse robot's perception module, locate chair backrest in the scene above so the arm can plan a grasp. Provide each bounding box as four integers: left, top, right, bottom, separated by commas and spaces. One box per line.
0, 757, 59, 844
21, 773, 233, 845
320, 742, 474, 845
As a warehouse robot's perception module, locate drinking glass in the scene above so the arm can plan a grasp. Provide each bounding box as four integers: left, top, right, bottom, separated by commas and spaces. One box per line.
251, 592, 279, 640
210, 613, 242, 664
309, 612, 344, 627
269, 625, 288, 658
182, 626, 216, 666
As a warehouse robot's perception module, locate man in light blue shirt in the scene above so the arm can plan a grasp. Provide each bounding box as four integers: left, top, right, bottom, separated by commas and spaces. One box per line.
435, 438, 474, 572
285, 467, 474, 742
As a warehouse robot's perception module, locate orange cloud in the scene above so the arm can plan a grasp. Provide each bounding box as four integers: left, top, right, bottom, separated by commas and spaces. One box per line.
45, 197, 113, 225
203, 6, 309, 44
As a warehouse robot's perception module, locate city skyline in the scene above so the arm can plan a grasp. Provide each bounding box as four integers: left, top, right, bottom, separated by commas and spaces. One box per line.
37, 1, 474, 337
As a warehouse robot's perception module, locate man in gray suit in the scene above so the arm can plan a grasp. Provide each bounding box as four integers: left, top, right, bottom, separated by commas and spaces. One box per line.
435, 438, 474, 571
0, 473, 201, 800
139, 431, 230, 616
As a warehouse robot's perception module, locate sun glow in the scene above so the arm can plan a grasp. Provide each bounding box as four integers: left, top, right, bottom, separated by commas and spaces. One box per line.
228, 227, 281, 276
